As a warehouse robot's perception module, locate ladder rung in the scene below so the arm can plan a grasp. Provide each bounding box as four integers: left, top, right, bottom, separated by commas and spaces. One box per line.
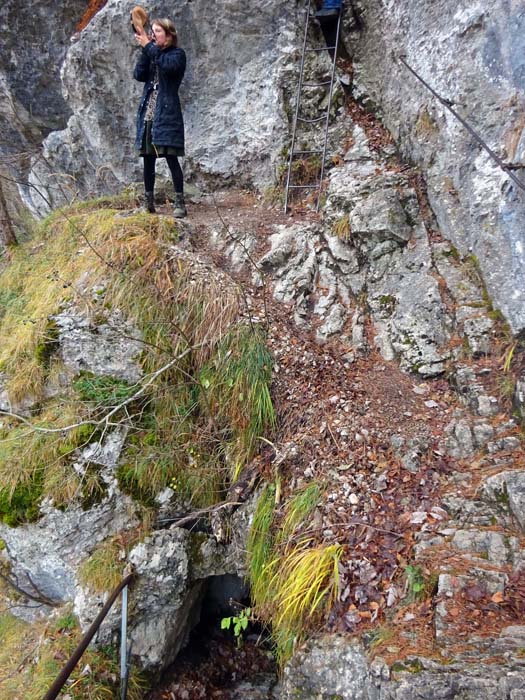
288, 184, 320, 189
292, 150, 323, 156
297, 116, 326, 123
305, 46, 337, 52
303, 81, 332, 88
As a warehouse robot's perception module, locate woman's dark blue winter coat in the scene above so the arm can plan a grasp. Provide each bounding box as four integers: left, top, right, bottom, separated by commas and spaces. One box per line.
134, 42, 186, 150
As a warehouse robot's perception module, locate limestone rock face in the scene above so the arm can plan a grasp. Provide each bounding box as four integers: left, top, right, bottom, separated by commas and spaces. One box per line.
0, 0, 86, 231
259, 123, 494, 377
54, 308, 143, 383
280, 637, 378, 700
24, 0, 297, 214
73, 496, 258, 672
3, 0, 525, 335
350, 0, 525, 334
0, 488, 138, 621
280, 636, 525, 700
0, 0, 85, 154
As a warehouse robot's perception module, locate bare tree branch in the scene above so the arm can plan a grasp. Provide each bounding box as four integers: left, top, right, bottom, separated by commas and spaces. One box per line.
0, 569, 59, 607
156, 500, 242, 528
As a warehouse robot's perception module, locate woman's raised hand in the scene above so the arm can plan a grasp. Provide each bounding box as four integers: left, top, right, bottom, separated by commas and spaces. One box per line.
135, 30, 152, 48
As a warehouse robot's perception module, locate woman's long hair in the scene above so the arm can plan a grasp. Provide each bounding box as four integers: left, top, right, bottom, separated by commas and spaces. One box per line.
151, 18, 178, 47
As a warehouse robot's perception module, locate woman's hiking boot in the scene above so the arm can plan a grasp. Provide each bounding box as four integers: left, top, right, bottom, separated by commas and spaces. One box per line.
144, 191, 156, 213
173, 193, 187, 219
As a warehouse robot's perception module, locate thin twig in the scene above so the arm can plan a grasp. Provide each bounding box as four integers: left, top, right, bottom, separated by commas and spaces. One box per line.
157, 500, 242, 528
0, 570, 59, 607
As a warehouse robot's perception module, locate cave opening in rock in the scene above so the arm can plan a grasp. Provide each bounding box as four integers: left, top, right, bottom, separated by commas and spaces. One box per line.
147, 574, 277, 699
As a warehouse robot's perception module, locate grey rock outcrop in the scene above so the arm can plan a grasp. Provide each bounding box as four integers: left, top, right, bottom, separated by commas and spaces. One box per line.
24, 0, 297, 214
125, 527, 200, 669
280, 637, 378, 700
0, 0, 85, 154
74, 495, 257, 671
483, 470, 525, 531
350, 0, 525, 335
0, 0, 87, 229
0, 488, 138, 621
280, 636, 525, 700
54, 307, 143, 383
259, 123, 466, 376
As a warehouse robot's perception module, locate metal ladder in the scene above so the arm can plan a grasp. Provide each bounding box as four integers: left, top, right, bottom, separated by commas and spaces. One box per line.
284, 1, 342, 213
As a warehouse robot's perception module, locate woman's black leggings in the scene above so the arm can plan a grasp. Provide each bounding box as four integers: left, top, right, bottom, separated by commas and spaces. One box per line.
143, 154, 184, 194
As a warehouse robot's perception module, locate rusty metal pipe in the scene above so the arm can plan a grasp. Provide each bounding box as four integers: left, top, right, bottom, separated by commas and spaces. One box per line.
43, 573, 135, 700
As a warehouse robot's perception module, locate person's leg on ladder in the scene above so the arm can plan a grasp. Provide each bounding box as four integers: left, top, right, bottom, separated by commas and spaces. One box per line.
143, 154, 156, 213
166, 154, 186, 218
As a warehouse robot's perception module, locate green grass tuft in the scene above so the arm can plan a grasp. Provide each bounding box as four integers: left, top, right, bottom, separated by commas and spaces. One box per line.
0, 197, 275, 523
0, 610, 148, 699
247, 483, 340, 666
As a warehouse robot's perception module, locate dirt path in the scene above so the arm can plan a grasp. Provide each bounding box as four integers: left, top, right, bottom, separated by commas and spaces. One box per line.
150, 189, 525, 696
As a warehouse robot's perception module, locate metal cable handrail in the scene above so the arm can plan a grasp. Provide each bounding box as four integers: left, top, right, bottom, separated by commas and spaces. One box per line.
398, 55, 525, 193
43, 572, 134, 700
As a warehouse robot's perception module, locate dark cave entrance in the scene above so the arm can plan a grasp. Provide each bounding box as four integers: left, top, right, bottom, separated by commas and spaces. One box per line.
147, 574, 277, 699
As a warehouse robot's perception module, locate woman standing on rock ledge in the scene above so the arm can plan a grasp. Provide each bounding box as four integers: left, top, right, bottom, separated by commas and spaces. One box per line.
134, 17, 187, 218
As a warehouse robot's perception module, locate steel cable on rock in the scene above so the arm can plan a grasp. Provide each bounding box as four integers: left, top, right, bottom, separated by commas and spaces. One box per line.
397, 55, 525, 194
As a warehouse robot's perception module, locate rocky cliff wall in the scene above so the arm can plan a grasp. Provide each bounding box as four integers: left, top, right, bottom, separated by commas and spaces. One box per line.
0, 0, 86, 154
23, 0, 297, 214
349, 0, 525, 335
0, 0, 87, 243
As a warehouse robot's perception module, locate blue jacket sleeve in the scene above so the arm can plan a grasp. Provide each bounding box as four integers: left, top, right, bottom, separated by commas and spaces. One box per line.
143, 43, 186, 78
133, 45, 152, 82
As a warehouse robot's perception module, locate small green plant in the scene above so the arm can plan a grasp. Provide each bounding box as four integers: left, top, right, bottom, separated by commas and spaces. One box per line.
73, 373, 137, 406
442, 245, 460, 261
379, 295, 397, 315
54, 609, 78, 632
404, 565, 425, 601
494, 483, 510, 506
220, 607, 252, 646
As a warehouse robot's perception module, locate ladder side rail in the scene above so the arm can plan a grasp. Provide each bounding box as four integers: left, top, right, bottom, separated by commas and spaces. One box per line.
316, 7, 342, 211
284, 1, 313, 213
